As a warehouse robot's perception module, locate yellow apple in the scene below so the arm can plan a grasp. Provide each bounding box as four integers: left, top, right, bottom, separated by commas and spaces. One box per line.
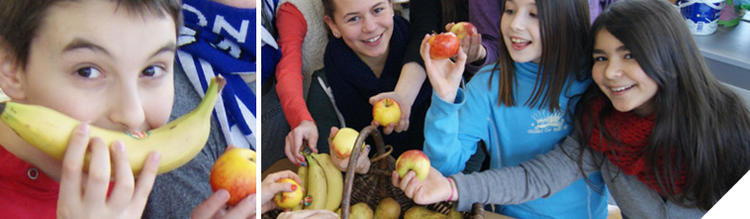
330, 127, 363, 159
210, 148, 257, 206
395, 150, 431, 180
373, 98, 402, 127
273, 178, 303, 209
449, 21, 477, 40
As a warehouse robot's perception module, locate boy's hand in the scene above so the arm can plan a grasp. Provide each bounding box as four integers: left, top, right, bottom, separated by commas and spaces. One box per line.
420, 34, 467, 103
277, 209, 338, 219
369, 92, 411, 135
57, 124, 160, 219
328, 127, 371, 173
191, 190, 257, 219
391, 167, 452, 205
285, 120, 319, 166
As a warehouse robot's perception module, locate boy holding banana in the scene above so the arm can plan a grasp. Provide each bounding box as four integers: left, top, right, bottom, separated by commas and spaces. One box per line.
0, 0, 245, 217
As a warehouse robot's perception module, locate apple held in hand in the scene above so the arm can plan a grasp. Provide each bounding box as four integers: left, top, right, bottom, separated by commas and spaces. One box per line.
274, 178, 303, 209
449, 22, 477, 40
210, 148, 257, 205
395, 150, 431, 180
428, 32, 460, 60
373, 98, 401, 127
330, 127, 364, 159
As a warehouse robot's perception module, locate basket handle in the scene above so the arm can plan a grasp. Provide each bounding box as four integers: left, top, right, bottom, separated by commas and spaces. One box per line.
340, 125, 386, 219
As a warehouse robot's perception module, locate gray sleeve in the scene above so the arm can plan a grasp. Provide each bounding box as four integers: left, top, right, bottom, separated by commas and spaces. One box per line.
451, 136, 602, 211
142, 65, 227, 219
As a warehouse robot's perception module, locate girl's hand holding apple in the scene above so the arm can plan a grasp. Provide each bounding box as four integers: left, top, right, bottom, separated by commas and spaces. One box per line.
446, 22, 486, 64
420, 34, 467, 103
391, 167, 455, 205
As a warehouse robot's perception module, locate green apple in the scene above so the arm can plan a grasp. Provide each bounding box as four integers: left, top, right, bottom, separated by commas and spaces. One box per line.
395, 150, 431, 180
330, 127, 362, 159
210, 148, 257, 206
373, 98, 401, 127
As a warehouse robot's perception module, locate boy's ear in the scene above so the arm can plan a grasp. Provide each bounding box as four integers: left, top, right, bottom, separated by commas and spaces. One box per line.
0, 40, 26, 100
323, 16, 342, 38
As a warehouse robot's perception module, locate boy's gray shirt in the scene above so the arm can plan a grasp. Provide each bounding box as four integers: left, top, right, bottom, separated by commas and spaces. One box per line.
451, 136, 705, 219
143, 65, 227, 218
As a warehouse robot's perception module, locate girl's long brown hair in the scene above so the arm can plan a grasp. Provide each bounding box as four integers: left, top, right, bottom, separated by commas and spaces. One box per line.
490, 0, 590, 112
574, 0, 750, 211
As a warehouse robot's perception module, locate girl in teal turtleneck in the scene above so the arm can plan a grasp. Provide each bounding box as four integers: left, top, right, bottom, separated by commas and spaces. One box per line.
418, 0, 607, 218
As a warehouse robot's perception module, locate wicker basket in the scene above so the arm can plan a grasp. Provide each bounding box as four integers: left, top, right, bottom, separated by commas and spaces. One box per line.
339, 125, 485, 219
263, 125, 485, 219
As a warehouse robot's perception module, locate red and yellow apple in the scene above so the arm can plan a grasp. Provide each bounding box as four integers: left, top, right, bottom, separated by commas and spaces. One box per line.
373, 98, 401, 127
395, 150, 431, 180
209, 148, 257, 206
273, 178, 303, 209
427, 32, 460, 60
330, 127, 363, 159
449, 22, 477, 40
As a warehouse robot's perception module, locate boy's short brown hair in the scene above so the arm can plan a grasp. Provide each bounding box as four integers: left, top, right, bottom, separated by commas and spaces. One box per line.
0, 0, 182, 69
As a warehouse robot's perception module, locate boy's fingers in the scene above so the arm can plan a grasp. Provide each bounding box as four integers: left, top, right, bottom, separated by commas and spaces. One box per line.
191, 189, 230, 219
59, 124, 90, 201
132, 151, 160, 207
224, 194, 257, 218
83, 137, 111, 205
107, 141, 135, 208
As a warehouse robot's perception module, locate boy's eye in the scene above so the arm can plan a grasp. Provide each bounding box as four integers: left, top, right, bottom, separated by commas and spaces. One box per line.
142, 65, 165, 78
624, 53, 633, 59
374, 7, 384, 14
529, 12, 537, 18
593, 56, 607, 62
504, 9, 515, 15
347, 16, 360, 23
76, 67, 102, 79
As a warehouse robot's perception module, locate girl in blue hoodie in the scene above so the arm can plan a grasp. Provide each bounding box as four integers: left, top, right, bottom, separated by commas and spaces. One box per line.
417, 0, 607, 218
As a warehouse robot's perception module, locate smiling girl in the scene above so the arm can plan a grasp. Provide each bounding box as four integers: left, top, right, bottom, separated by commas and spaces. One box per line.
415, 0, 607, 218
393, 0, 750, 218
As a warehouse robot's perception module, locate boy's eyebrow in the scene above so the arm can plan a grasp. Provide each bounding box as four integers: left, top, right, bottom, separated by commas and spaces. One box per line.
62, 38, 111, 56
149, 42, 176, 58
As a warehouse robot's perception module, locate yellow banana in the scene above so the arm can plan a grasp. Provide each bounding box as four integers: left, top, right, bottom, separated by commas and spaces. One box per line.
0, 77, 225, 175
291, 165, 308, 211
304, 154, 328, 210
312, 153, 344, 211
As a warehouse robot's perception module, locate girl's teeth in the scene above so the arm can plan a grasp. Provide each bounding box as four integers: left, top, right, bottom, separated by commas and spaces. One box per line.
511, 38, 527, 43
612, 84, 634, 92
366, 34, 380, 43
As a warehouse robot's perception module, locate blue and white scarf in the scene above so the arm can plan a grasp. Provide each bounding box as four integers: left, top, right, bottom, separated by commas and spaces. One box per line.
177, 0, 256, 150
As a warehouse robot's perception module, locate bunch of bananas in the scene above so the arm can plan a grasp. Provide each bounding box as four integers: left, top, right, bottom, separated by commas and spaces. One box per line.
291, 153, 344, 211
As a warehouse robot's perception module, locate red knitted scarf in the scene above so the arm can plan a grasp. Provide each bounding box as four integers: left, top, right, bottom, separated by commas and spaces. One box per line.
586, 98, 685, 195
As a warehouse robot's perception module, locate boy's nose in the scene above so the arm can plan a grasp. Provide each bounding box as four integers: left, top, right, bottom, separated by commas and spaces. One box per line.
108, 84, 146, 132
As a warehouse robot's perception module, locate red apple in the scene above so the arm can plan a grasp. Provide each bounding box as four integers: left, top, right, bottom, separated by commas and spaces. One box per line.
372, 98, 401, 127
210, 148, 257, 206
273, 178, 303, 209
449, 22, 477, 40
395, 150, 431, 180
330, 127, 363, 159
428, 32, 460, 60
